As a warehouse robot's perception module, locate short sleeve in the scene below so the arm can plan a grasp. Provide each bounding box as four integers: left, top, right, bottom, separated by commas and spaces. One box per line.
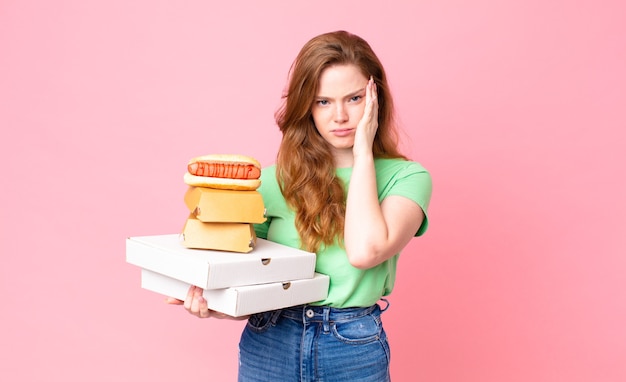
379, 161, 433, 236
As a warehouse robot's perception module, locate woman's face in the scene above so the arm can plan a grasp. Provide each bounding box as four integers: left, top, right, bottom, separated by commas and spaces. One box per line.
311, 64, 368, 156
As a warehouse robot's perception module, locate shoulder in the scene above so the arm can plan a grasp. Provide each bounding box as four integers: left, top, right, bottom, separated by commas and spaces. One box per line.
374, 158, 433, 236
374, 157, 432, 210
374, 158, 430, 180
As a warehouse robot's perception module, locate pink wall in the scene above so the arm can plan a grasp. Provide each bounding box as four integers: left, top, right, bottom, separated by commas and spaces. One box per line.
1, 1, 624, 381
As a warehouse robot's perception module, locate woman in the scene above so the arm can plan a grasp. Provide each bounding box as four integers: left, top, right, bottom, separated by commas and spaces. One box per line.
170, 30, 432, 381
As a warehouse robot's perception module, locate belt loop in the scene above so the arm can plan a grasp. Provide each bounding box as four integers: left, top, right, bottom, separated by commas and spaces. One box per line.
322, 307, 331, 333
270, 309, 282, 325
379, 298, 390, 312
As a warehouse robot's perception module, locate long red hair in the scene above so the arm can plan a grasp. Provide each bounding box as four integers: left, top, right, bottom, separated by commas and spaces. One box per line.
275, 30, 406, 252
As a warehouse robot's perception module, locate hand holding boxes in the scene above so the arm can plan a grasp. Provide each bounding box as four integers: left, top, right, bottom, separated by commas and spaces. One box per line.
126, 234, 329, 316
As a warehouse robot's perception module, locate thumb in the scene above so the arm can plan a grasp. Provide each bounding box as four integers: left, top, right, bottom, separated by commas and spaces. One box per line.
165, 296, 184, 305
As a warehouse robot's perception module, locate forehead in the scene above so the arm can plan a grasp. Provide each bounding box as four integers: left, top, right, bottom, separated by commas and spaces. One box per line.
317, 64, 368, 96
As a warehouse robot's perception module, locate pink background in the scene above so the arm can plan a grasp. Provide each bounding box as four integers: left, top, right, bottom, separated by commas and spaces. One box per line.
1, 1, 625, 381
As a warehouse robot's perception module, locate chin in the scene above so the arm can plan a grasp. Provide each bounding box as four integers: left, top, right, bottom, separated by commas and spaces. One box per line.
329, 143, 353, 150
330, 138, 355, 149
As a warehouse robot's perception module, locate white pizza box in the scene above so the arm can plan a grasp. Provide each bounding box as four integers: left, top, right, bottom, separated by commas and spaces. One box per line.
126, 234, 317, 290
141, 269, 330, 317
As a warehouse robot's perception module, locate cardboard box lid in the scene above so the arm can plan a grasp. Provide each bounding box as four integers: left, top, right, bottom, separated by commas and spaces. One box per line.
181, 216, 256, 253
126, 234, 317, 290
141, 268, 330, 317
184, 186, 266, 224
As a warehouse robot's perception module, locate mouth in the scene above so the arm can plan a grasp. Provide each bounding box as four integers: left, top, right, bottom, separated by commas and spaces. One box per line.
331, 128, 355, 137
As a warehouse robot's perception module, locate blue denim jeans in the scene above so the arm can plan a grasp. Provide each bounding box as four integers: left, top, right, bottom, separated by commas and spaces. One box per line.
238, 301, 391, 382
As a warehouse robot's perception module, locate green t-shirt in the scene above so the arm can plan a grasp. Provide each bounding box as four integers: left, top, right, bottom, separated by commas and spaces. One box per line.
254, 158, 432, 308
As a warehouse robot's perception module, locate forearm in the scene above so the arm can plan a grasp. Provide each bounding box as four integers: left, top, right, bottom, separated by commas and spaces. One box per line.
344, 153, 390, 269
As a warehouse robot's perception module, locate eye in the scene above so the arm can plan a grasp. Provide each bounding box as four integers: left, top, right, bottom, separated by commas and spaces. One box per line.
350, 95, 362, 102
316, 99, 329, 106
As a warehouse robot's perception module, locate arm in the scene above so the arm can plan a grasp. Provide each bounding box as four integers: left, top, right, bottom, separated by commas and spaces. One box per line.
344, 78, 425, 269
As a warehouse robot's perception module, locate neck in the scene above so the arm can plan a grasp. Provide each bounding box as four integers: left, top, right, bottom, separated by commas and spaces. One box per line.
333, 148, 354, 168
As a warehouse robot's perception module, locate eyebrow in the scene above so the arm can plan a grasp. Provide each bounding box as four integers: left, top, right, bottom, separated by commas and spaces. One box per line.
316, 87, 366, 100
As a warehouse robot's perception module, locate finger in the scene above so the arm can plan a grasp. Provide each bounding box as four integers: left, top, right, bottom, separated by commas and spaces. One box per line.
190, 287, 203, 313
369, 78, 379, 119
183, 286, 196, 310
198, 296, 211, 318
371, 77, 378, 99
367, 78, 378, 113
360, 81, 373, 122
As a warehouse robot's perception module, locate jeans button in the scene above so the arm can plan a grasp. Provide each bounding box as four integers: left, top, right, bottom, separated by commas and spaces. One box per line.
305, 309, 314, 318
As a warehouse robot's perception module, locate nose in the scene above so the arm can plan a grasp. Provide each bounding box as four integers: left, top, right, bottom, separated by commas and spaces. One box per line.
333, 104, 348, 123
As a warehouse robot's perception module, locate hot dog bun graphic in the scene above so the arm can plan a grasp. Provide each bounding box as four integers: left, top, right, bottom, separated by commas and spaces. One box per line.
184, 154, 261, 190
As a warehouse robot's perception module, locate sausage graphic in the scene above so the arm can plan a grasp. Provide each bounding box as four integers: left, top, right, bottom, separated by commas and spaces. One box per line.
188, 162, 261, 180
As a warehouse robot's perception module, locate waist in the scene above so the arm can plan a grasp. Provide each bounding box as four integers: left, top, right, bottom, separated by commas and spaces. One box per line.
280, 303, 381, 323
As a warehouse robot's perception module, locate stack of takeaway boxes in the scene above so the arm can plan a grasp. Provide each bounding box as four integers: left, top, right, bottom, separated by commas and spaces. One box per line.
126, 184, 330, 317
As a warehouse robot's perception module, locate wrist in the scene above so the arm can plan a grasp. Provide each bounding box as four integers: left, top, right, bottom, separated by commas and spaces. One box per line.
352, 150, 374, 164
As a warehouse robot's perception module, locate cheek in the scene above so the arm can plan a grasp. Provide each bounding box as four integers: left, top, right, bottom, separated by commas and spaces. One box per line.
351, 104, 366, 120
311, 109, 328, 128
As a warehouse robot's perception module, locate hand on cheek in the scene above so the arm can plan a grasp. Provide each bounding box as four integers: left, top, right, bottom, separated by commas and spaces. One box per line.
354, 76, 379, 157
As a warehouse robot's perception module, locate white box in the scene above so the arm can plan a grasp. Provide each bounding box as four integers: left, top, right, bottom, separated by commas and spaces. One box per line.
126, 234, 317, 290
141, 269, 329, 317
